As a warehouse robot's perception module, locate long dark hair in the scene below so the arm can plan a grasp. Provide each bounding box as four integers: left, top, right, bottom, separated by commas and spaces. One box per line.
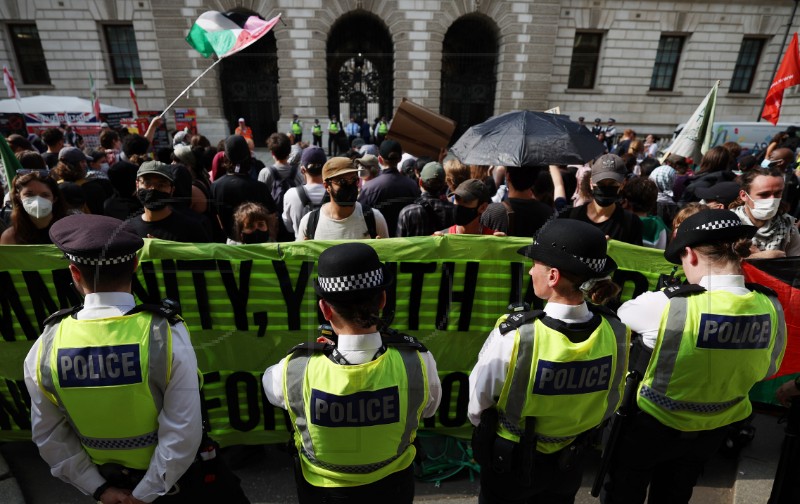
10, 172, 68, 244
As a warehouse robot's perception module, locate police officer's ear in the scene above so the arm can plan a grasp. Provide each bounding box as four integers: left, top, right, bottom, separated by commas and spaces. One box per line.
68, 263, 83, 288
378, 290, 387, 310
319, 298, 333, 321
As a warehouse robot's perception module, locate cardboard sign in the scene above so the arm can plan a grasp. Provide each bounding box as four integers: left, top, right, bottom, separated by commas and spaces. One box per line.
386, 98, 456, 159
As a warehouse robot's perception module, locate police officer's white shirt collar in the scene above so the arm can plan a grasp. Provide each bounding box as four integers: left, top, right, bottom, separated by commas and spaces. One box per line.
698, 275, 750, 295
77, 292, 136, 320
335, 332, 383, 364
543, 301, 593, 324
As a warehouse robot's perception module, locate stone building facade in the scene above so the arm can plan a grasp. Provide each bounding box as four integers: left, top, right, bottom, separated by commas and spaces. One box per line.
0, 0, 798, 145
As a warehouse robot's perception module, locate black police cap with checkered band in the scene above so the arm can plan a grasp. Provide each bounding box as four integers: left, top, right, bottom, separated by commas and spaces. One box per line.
664, 209, 756, 264
50, 214, 143, 267
313, 242, 393, 302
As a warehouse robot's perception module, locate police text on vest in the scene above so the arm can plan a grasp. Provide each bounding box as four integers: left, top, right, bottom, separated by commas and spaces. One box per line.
310, 387, 400, 427
57, 344, 142, 388
696, 313, 772, 349
533, 356, 613, 395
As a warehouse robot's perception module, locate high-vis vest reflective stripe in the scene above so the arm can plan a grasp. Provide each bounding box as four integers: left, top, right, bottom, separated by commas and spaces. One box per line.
313, 125, 322, 135
638, 290, 786, 432
284, 347, 428, 487
496, 314, 629, 454
377, 121, 388, 134
37, 313, 172, 470
292, 121, 302, 135
328, 122, 340, 134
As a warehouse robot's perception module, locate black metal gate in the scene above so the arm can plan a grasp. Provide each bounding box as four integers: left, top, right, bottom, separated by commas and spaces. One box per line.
220, 28, 279, 146
441, 15, 499, 142
327, 12, 393, 123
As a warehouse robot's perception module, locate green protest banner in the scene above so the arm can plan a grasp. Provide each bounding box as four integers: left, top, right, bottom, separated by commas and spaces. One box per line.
0, 236, 678, 445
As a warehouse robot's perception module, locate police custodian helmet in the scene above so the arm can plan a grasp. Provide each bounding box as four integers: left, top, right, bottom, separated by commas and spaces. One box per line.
517, 219, 617, 279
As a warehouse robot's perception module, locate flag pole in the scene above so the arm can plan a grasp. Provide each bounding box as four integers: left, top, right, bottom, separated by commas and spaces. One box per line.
157, 57, 223, 120
758, 0, 799, 122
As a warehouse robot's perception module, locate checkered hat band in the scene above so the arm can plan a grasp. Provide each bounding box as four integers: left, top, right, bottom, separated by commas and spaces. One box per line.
693, 219, 741, 232
65, 252, 137, 266
317, 268, 383, 292
576, 255, 606, 273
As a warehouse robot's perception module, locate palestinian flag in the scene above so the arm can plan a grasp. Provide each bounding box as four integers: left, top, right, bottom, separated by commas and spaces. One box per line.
745, 258, 800, 406
186, 11, 281, 59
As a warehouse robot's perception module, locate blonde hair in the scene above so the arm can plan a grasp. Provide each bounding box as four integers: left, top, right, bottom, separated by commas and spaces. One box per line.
444, 158, 470, 193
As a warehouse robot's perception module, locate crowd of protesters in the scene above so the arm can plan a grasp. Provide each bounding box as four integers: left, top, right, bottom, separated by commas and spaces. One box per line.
1, 116, 799, 260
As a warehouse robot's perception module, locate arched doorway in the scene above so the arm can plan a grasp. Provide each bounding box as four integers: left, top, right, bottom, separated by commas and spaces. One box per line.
327, 12, 393, 126
441, 14, 499, 141
219, 9, 279, 146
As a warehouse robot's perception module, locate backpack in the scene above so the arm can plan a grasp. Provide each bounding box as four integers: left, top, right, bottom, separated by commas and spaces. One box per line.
268, 165, 299, 211
295, 184, 323, 220
305, 206, 377, 239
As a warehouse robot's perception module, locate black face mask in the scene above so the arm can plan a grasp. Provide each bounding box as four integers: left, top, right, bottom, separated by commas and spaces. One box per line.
241, 229, 270, 244
454, 205, 479, 226
136, 189, 171, 211
331, 181, 359, 206
592, 186, 619, 207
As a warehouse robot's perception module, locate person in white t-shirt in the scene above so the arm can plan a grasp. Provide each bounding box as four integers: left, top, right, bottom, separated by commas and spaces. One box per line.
282, 146, 328, 236
297, 157, 389, 240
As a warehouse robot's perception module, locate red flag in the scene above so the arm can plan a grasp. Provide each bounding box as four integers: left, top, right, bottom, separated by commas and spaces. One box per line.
3, 66, 19, 99
762, 32, 800, 125
129, 76, 140, 117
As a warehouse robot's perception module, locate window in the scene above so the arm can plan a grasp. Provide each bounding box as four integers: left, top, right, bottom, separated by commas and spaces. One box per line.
650, 35, 685, 91
568, 32, 602, 89
8, 24, 50, 85
104, 24, 142, 84
730, 38, 765, 93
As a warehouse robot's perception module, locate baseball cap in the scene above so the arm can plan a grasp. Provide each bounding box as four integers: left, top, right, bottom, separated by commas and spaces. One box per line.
301, 146, 327, 167
137, 160, 175, 182
58, 146, 92, 165
591, 154, 626, 184
420, 162, 445, 183
695, 181, 741, 205
379, 140, 402, 161
323, 157, 360, 180
238, 117, 245, 122
453, 179, 491, 204
357, 154, 380, 169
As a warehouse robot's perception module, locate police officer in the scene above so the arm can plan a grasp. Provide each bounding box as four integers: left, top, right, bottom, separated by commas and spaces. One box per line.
328, 115, 342, 156
603, 209, 787, 504
262, 242, 441, 503
469, 219, 630, 504
291, 114, 303, 144
23, 214, 246, 503
311, 119, 323, 148
375, 116, 389, 145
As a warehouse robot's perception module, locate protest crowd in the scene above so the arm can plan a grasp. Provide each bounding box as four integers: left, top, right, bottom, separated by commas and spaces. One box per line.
2, 13, 800, 504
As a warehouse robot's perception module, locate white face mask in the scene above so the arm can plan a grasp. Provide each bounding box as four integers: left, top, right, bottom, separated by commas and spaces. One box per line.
21, 196, 53, 219
746, 193, 781, 221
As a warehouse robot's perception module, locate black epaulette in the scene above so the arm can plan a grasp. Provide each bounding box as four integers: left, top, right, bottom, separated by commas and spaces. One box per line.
663, 284, 707, 299
746, 283, 778, 298
498, 310, 545, 335
586, 303, 620, 321
287, 341, 334, 355
124, 299, 183, 325
381, 328, 428, 352
42, 305, 83, 327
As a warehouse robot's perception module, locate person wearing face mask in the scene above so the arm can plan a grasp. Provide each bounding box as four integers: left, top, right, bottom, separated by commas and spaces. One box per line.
297, 157, 389, 240
730, 166, 800, 258
125, 161, 211, 243
50, 147, 113, 216
560, 154, 643, 246
761, 147, 800, 215
228, 202, 273, 245
437, 179, 500, 235
0, 171, 68, 244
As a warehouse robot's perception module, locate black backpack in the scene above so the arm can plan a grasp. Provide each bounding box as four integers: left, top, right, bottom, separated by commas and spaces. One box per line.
305, 206, 377, 239
296, 184, 323, 220
268, 165, 299, 211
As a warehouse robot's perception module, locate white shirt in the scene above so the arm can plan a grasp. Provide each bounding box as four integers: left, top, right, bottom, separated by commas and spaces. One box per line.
262, 332, 441, 419
617, 275, 751, 349
467, 302, 593, 426
282, 183, 326, 236
296, 202, 390, 240
23, 292, 202, 503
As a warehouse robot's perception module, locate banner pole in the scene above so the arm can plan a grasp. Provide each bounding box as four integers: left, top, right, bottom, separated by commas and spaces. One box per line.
758, 0, 799, 122
157, 57, 223, 120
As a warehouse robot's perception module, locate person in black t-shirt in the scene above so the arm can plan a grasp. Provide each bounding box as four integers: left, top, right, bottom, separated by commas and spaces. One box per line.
559, 154, 643, 246
125, 161, 210, 243
480, 166, 555, 237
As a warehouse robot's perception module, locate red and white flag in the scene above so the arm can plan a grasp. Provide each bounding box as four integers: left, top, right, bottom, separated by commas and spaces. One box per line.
89, 73, 101, 120
762, 32, 800, 125
3, 66, 19, 100
129, 76, 140, 117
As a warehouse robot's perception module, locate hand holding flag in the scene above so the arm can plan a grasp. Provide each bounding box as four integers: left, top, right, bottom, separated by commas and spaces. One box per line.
762, 33, 800, 125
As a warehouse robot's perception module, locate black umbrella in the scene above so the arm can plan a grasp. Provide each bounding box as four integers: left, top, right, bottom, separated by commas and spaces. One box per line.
450, 110, 606, 167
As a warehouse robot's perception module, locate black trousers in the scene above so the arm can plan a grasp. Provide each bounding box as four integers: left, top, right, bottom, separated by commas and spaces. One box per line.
293, 458, 414, 504
602, 412, 729, 504
313, 134, 322, 147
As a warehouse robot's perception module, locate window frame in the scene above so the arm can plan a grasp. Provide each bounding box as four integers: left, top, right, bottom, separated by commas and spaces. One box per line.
729, 37, 766, 94
102, 23, 143, 85
567, 31, 604, 90
7, 23, 51, 85
650, 34, 686, 92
